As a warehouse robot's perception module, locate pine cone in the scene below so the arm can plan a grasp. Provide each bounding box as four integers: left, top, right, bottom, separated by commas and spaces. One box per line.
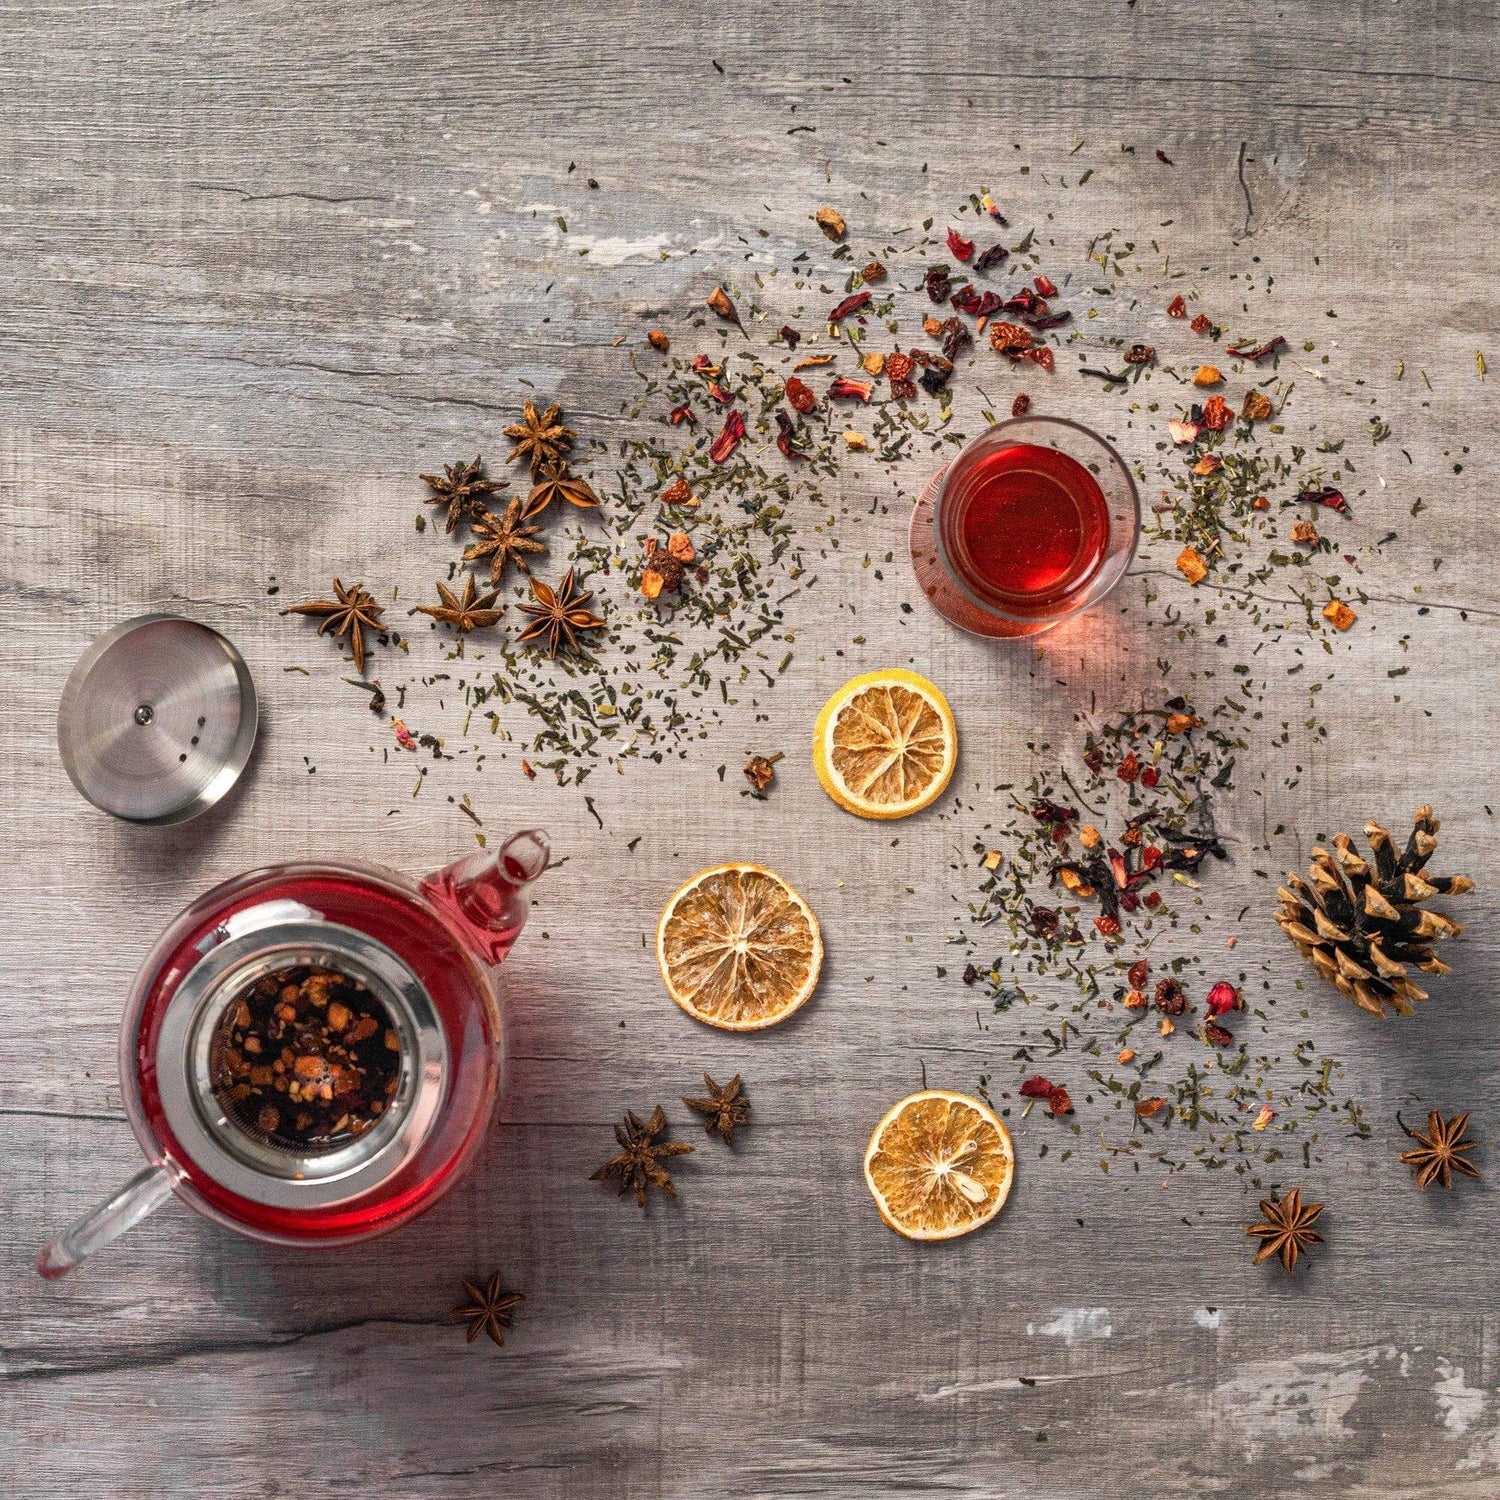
1275, 807, 1472, 1017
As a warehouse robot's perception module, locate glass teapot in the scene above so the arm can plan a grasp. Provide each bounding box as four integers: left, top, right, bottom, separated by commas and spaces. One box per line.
37, 831, 549, 1278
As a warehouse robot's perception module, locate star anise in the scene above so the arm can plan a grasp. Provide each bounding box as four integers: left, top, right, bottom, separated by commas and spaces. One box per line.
682, 1073, 750, 1146
1245, 1186, 1325, 1273
419, 456, 505, 533
1399, 1108, 1481, 1190
462, 496, 547, 584
450, 1270, 526, 1347
522, 462, 600, 521
516, 568, 606, 658
590, 1105, 693, 1208
411, 575, 504, 634
288, 578, 384, 675
504, 398, 575, 475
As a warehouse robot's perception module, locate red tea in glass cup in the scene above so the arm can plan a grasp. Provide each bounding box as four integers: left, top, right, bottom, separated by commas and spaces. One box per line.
909, 415, 1140, 637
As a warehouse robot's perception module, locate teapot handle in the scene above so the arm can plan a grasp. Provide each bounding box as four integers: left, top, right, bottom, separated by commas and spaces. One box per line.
36, 1163, 176, 1279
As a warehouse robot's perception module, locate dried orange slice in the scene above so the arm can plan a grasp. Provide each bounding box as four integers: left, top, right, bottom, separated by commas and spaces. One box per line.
863, 1090, 1014, 1240
813, 668, 956, 820
656, 863, 822, 1031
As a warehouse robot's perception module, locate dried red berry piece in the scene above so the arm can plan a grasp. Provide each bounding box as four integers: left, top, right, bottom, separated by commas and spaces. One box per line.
1127, 959, 1149, 988
1143, 891, 1162, 910
989, 321, 1032, 353
828, 291, 872, 323
1166, 295, 1188, 318
1046, 1086, 1073, 1116
1191, 313, 1212, 333
1203, 1020, 1234, 1047
1019, 1075, 1054, 1099
1140, 766, 1160, 788
885, 351, 914, 383
945, 226, 974, 262
1205, 982, 1240, 1016
1020, 346, 1054, 371
708, 409, 745, 464
1095, 915, 1122, 938
1116, 750, 1141, 783
1034, 273, 1058, 298
784, 376, 817, 414
1123, 343, 1156, 365
1012, 392, 1031, 417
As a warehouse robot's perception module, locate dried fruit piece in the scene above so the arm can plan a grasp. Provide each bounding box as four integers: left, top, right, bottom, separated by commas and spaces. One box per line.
828, 375, 874, 401
1190, 313, 1212, 334
1200, 395, 1233, 430
705, 285, 743, 331
813, 669, 957, 821
1166, 295, 1188, 318
785, 376, 817, 413
861, 259, 887, 283
1123, 343, 1156, 365
814, 206, 846, 241
1012, 393, 1031, 417
660, 477, 695, 508
1290, 520, 1319, 545
1242, 389, 1274, 422
657, 863, 822, 1030
864, 1090, 1014, 1241
646, 329, 670, 352
1322, 599, 1357, 631
1299, 487, 1349, 513
1193, 365, 1223, 387
1176, 546, 1208, 584
1205, 982, 1240, 1015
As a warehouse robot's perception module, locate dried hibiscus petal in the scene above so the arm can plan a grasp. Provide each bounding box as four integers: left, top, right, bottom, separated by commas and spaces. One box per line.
1034, 274, 1058, 298
708, 409, 745, 464
1205, 982, 1240, 1016
775, 411, 805, 461
973, 243, 1009, 273
1298, 487, 1348, 513
827, 291, 872, 323
925, 265, 953, 303
784, 376, 817, 413
668, 404, 696, 426
1046, 1086, 1073, 1116
1024, 310, 1072, 331
705, 382, 735, 404
951, 286, 1003, 318
945, 226, 975, 262
1227, 335, 1287, 361
828, 375, 874, 401
778, 324, 801, 349
935, 318, 972, 360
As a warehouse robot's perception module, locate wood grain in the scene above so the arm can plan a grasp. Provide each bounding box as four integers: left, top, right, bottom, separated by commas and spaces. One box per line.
2, 2, 1498, 1495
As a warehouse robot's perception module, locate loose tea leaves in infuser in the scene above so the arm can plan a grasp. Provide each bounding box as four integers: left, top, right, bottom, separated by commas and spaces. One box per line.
210, 964, 403, 1151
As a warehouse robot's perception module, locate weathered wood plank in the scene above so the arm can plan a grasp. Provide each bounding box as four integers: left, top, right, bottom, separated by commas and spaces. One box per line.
2, 2, 1498, 1496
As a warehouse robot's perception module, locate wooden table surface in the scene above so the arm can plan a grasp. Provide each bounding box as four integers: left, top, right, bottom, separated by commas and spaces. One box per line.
3, 3, 1498, 1496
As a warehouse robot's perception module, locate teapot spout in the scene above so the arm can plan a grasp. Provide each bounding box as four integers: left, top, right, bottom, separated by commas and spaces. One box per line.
423, 829, 550, 966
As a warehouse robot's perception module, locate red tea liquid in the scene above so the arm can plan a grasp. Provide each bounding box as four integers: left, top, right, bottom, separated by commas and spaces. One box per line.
940, 442, 1110, 614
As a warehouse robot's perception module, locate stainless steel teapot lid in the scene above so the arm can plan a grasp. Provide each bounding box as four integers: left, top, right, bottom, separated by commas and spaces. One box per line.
58, 614, 258, 824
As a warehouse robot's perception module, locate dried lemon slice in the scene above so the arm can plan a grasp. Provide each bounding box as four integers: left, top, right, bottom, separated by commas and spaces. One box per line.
864, 1089, 1014, 1240
813, 668, 957, 820
657, 863, 822, 1031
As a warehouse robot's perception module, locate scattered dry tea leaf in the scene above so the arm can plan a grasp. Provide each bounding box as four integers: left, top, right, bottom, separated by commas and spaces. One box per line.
1322, 598, 1357, 631
1176, 545, 1209, 584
